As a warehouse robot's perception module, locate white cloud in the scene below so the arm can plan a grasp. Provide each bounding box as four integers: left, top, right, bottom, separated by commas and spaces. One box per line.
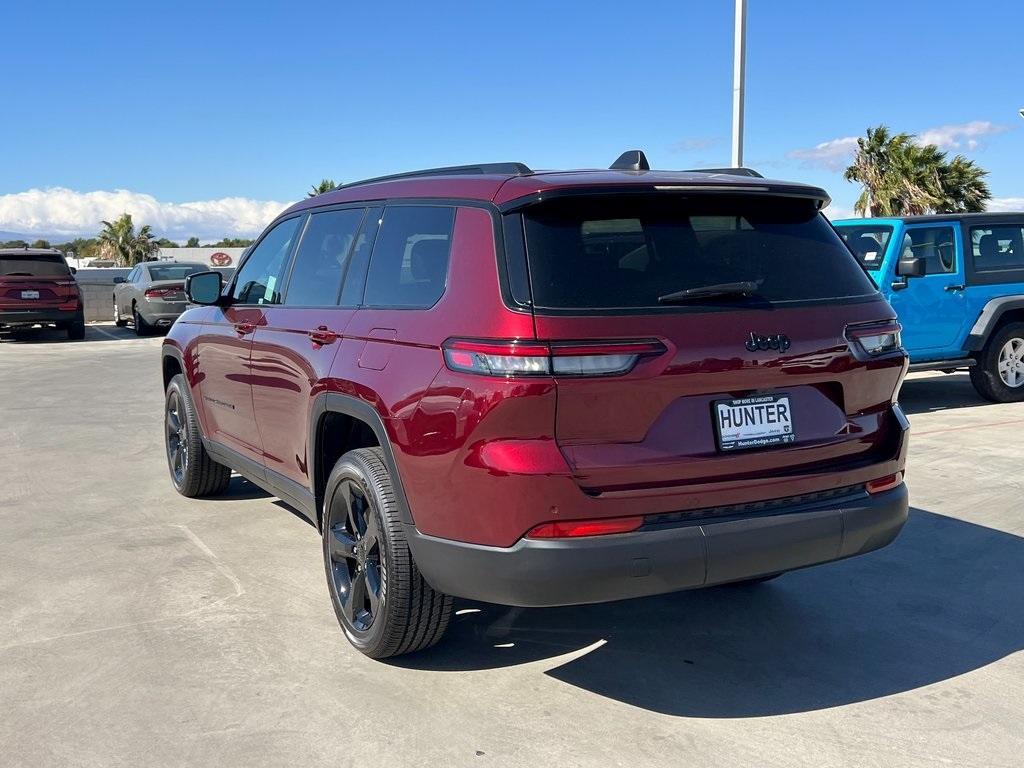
787, 137, 859, 171
823, 203, 857, 220
790, 120, 1010, 172
0, 187, 294, 240
989, 197, 1024, 212
916, 120, 1008, 151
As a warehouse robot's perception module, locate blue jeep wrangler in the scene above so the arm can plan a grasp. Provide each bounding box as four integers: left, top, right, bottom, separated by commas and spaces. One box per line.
834, 213, 1024, 402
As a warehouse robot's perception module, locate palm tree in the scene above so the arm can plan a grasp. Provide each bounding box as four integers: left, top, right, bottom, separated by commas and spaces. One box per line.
934, 155, 990, 213
308, 179, 337, 197
844, 125, 991, 216
96, 213, 160, 266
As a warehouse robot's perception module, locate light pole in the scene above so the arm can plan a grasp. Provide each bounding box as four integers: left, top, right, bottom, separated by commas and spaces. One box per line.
731, 0, 747, 168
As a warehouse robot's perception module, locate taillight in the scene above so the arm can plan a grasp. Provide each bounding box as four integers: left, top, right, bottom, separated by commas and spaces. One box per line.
866, 472, 903, 494
145, 288, 173, 298
846, 321, 903, 359
526, 516, 644, 539
442, 338, 665, 378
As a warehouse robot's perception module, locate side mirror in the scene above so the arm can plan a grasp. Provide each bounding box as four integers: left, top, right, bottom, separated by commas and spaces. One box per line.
185, 271, 224, 305
69, 267, 77, 275
896, 256, 926, 278
113, 276, 127, 284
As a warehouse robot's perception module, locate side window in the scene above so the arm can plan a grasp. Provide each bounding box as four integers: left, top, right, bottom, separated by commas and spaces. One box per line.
127, 267, 139, 283
340, 207, 382, 307
971, 225, 1024, 272
284, 208, 365, 306
904, 226, 956, 275
363, 206, 456, 308
231, 217, 302, 305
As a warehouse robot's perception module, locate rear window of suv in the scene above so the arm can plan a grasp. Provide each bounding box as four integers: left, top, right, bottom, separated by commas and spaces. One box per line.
0, 253, 71, 277
521, 195, 877, 310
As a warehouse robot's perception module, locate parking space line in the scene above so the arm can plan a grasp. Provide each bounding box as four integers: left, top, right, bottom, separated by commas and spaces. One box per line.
914, 417, 1024, 437
89, 325, 126, 341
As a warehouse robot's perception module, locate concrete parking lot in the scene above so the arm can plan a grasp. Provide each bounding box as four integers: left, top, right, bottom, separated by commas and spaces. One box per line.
1, 324, 1022, 768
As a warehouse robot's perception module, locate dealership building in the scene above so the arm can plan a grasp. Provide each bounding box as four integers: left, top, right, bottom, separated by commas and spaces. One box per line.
154, 247, 246, 267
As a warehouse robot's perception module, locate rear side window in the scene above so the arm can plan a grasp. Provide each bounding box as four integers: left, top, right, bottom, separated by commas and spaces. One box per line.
902, 226, 956, 274
520, 195, 876, 310
835, 225, 893, 269
0, 254, 70, 277
363, 206, 455, 308
285, 208, 365, 306
232, 217, 302, 305
971, 225, 1024, 272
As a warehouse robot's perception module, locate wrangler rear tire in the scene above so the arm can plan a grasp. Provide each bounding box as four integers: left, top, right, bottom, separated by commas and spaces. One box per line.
969, 322, 1024, 403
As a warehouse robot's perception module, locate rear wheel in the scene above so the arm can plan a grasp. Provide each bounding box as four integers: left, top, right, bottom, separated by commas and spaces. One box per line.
66, 314, 85, 340
165, 374, 231, 497
323, 447, 452, 659
969, 322, 1024, 403
133, 304, 151, 337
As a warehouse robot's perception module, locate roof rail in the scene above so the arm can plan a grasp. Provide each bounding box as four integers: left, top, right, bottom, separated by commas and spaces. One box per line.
340, 162, 533, 190
684, 166, 764, 178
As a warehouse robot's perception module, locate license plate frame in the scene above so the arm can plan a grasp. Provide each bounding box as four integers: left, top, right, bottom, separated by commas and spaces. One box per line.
712, 393, 795, 452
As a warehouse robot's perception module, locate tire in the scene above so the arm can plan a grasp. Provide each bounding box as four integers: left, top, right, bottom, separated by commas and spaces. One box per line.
113, 298, 127, 327
164, 373, 232, 497
969, 322, 1024, 403
322, 447, 453, 659
133, 304, 151, 337
67, 314, 85, 340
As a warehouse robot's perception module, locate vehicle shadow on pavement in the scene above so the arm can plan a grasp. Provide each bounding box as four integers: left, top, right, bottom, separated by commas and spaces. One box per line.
394, 508, 1024, 717
0, 325, 142, 344
211, 475, 273, 502
899, 373, 999, 415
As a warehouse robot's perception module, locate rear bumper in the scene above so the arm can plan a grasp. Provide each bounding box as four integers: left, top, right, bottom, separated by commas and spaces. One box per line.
139, 304, 187, 326
406, 483, 908, 607
0, 308, 81, 327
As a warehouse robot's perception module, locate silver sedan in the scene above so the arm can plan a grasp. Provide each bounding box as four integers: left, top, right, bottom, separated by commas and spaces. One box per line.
113, 262, 210, 336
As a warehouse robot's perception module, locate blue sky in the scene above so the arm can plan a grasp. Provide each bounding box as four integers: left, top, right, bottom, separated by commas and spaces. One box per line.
1, 0, 1022, 239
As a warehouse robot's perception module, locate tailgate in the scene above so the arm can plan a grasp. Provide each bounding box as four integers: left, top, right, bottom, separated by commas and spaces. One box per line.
537, 302, 905, 494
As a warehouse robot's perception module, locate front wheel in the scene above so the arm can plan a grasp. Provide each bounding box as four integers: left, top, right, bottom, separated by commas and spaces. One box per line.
165, 374, 232, 497
969, 322, 1024, 403
322, 447, 452, 659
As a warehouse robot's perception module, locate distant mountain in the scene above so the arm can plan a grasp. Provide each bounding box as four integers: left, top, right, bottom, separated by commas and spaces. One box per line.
0, 230, 78, 244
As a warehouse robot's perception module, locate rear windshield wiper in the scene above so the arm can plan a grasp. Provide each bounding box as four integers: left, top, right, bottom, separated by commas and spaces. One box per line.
658, 281, 760, 304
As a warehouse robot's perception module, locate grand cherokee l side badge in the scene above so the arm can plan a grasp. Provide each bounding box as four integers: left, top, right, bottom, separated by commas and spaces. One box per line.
745, 332, 792, 352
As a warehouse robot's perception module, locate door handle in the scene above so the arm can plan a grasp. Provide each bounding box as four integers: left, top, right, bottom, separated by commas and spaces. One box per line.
944, 284, 966, 292
233, 322, 256, 335
890, 280, 908, 291
308, 325, 340, 345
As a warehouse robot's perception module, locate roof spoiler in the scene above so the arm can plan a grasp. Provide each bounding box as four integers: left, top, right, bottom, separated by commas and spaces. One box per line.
684, 166, 764, 178
341, 162, 533, 189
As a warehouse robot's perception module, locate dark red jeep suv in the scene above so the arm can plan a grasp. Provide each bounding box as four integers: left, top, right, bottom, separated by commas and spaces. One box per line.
0, 248, 85, 339
162, 153, 910, 658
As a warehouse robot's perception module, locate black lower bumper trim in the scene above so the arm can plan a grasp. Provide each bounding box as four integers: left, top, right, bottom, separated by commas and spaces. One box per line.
0, 309, 80, 327
406, 484, 909, 607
